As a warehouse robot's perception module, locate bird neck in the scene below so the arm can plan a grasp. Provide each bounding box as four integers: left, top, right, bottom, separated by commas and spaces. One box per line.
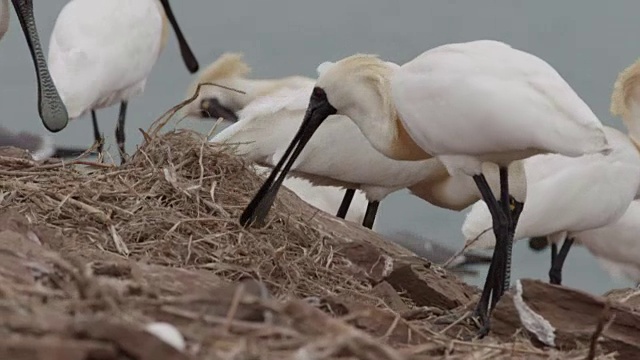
624, 101, 640, 154
345, 103, 432, 162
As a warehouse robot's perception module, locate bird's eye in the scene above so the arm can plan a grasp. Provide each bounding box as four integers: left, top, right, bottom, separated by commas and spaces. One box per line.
509, 195, 516, 211
311, 87, 328, 102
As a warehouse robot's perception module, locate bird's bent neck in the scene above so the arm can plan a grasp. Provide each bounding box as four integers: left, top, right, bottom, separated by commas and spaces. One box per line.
346, 103, 431, 162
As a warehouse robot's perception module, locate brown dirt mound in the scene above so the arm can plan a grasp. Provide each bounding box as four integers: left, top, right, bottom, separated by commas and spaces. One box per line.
0, 121, 633, 359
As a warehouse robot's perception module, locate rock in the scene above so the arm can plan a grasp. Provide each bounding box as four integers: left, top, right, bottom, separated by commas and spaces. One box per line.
371, 281, 410, 313
320, 297, 426, 346
385, 264, 476, 310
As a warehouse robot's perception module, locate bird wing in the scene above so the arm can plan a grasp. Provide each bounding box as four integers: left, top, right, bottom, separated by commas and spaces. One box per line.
391, 40, 607, 158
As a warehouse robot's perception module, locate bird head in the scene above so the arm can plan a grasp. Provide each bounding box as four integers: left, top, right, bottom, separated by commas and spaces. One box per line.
314, 54, 398, 125
183, 53, 250, 122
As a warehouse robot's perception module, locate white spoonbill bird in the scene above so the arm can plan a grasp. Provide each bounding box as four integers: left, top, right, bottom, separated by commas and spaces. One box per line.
508, 56, 640, 284
47, 0, 199, 164
183, 52, 315, 122
184, 54, 477, 228
463, 56, 640, 287
0, 126, 91, 160
213, 81, 486, 229
240, 40, 610, 335
253, 165, 369, 226
1, 0, 68, 132
462, 125, 640, 285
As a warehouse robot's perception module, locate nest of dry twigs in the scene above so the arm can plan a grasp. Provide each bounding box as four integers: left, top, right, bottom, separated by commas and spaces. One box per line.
0, 106, 619, 359
0, 125, 374, 302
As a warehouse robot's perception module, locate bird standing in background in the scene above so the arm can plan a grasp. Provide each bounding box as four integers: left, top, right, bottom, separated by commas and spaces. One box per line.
47, 0, 199, 164
183, 52, 314, 122
468, 56, 640, 286
240, 40, 610, 335
462, 126, 640, 285
1, 0, 68, 132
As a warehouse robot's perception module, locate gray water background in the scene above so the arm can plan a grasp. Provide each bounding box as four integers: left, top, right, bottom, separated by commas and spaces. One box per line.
2, 1, 639, 294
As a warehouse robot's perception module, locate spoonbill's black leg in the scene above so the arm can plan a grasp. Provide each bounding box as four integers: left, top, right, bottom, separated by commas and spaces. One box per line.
362, 201, 379, 229
336, 189, 355, 219
470, 173, 510, 337
115, 101, 128, 164
470, 166, 523, 338
549, 237, 575, 285
91, 110, 104, 155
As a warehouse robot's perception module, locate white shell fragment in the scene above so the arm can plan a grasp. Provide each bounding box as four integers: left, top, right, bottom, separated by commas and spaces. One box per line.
145, 322, 186, 352
513, 280, 556, 347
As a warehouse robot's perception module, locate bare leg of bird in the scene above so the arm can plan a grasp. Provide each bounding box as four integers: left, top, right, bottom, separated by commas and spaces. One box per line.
91, 110, 104, 156
471, 172, 511, 337
336, 189, 355, 219
549, 237, 574, 285
362, 201, 379, 229
115, 101, 128, 165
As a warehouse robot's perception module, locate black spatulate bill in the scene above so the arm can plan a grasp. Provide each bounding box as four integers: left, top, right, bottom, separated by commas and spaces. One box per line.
158, 0, 199, 73
11, 0, 69, 132
240, 88, 337, 227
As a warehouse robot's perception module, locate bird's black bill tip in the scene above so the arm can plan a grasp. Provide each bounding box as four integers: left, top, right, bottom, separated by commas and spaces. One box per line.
184, 53, 199, 74
239, 93, 336, 228
239, 189, 277, 228
158, 0, 199, 74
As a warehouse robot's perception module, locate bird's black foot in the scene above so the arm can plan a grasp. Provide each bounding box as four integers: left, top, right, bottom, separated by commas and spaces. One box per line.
549, 268, 562, 285
474, 316, 491, 339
